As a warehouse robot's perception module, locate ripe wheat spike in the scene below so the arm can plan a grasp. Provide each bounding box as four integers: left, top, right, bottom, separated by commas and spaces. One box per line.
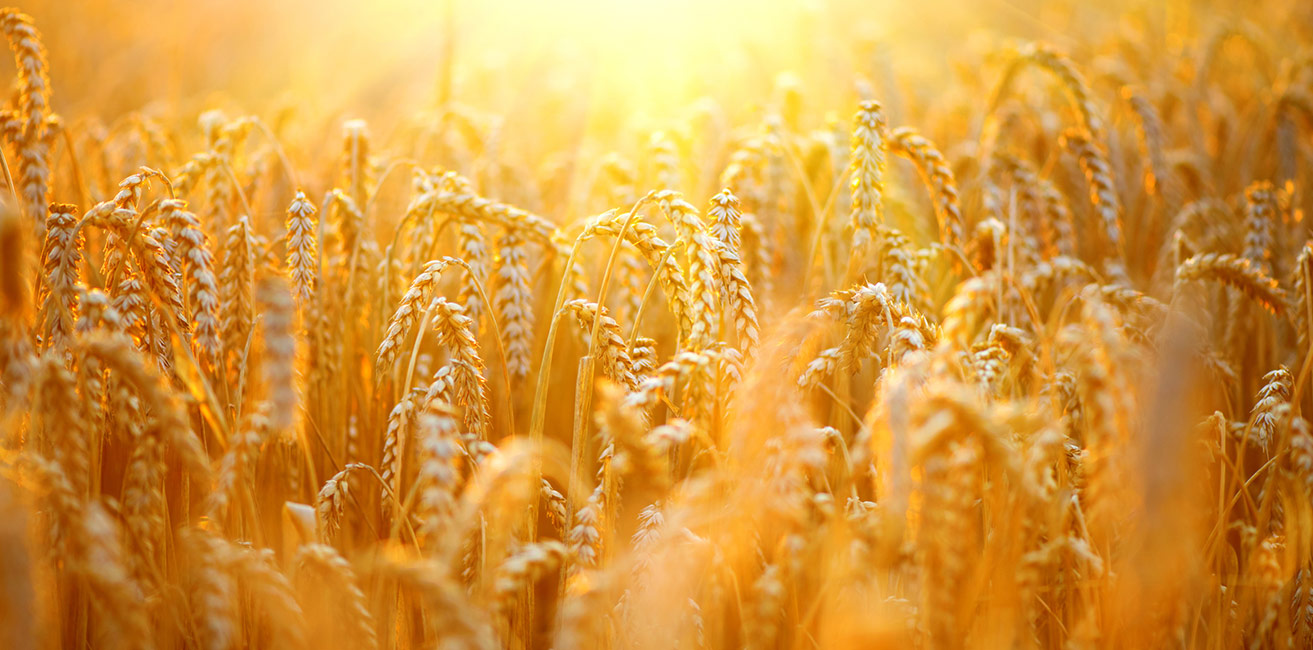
2, 3, 1312, 650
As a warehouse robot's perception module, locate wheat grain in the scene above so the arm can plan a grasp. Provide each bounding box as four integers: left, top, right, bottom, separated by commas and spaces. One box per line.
376, 258, 451, 376
492, 229, 533, 381
285, 191, 318, 305
491, 541, 565, 614
77, 502, 153, 650
82, 332, 211, 480
187, 530, 239, 650
33, 356, 89, 496
428, 297, 490, 439
37, 203, 80, 351
315, 463, 371, 542
655, 191, 719, 348
415, 406, 462, 544
580, 210, 693, 337
1175, 252, 1286, 314
1243, 181, 1277, 274
258, 277, 299, 432
221, 543, 307, 650
220, 216, 257, 363
161, 199, 222, 363
562, 299, 639, 391
0, 9, 50, 225
996, 43, 1105, 140
1061, 128, 1124, 272
849, 101, 887, 264
294, 544, 378, 650
889, 126, 965, 250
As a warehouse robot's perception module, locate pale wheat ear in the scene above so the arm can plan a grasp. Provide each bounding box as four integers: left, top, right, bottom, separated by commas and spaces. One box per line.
991, 44, 1105, 143
0, 9, 49, 226
375, 258, 452, 378
294, 543, 379, 650
490, 541, 566, 615
36, 202, 80, 351
847, 100, 887, 275
315, 462, 371, 543
646, 130, 681, 194
78, 501, 154, 647
258, 276, 298, 433
562, 299, 639, 392
1124, 90, 1173, 205
161, 199, 221, 365
1061, 128, 1125, 276
888, 127, 964, 252
579, 207, 692, 337
220, 215, 257, 374
456, 218, 489, 325
285, 190, 318, 306
654, 191, 718, 350
427, 296, 490, 440
492, 228, 533, 381
1175, 252, 1286, 315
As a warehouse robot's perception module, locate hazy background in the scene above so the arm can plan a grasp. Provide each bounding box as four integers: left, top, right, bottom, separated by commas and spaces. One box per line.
9, 0, 1297, 199
14, 0, 1231, 119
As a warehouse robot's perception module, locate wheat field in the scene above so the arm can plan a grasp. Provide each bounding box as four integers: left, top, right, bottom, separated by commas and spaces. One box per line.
1, 0, 1312, 648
